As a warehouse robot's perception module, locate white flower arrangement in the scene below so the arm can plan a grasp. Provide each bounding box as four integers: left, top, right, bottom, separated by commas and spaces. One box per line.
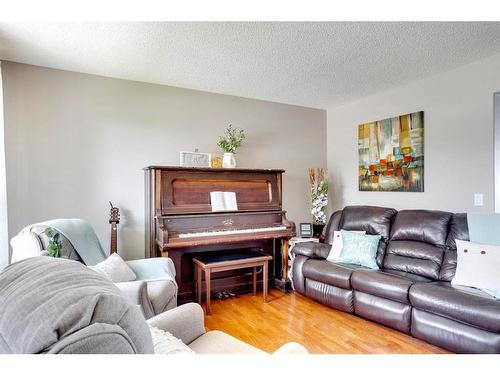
309, 168, 329, 225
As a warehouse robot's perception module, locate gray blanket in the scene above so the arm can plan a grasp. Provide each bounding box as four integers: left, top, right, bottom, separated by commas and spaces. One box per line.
25, 218, 107, 265
0, 256, 153, 354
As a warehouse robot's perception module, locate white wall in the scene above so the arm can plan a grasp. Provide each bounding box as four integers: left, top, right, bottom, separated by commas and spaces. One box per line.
495, 93, 500, 213
0, 62, 9, 269
327, 53, 500, 214
2, 62, 326, 261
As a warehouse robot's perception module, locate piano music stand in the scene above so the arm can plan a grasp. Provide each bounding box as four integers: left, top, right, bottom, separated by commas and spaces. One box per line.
193, 252, 273, 315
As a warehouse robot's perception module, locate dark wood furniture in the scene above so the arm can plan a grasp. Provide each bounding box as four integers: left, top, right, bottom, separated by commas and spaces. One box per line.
144, 166, 295, 304
193, 252, 273, 314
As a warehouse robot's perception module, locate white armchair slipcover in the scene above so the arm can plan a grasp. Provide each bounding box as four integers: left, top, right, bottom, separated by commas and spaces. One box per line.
10, 219, 177, 318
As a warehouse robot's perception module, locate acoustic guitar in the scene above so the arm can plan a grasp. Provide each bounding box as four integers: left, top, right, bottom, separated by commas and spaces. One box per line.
109, 201, 120, 254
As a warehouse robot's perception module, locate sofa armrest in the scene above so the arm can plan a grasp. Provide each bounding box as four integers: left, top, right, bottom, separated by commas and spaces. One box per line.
114, 280, 155, 319
291, 242, 331, 259
146, 303, 206, 345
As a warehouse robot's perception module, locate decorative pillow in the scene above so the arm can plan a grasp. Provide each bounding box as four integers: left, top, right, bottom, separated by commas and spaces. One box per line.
452, 240, 500, 299
149, 326, 195, 354
337, 230, 381, 269
88, 253, 137, 282
326, 230, 366, 263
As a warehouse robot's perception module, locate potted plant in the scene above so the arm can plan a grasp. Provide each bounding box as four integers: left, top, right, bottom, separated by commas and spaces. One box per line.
217, 124, 245, 168
308, 168, 329, 238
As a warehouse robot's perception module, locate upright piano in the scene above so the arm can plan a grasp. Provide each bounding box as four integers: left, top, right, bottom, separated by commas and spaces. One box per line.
144, 166, 295, 303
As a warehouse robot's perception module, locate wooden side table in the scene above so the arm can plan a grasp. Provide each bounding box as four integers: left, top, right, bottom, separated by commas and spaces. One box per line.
193, 252, 273, 315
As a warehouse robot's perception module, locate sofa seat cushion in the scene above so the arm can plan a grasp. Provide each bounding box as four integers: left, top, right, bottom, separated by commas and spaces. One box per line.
351, 269, 423, 303
383, 240, 444, 280
302, 260, 365, 289
409, 282, 500, 332
383, 269, 432, 283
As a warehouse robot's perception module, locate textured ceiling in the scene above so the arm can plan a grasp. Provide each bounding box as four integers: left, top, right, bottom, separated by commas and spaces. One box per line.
1, 22, 500, 109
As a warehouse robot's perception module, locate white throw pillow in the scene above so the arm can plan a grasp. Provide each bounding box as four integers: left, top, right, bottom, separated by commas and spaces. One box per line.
149, 326, 195, 354
88, 253, 137, 282
326, 230, 365, 263
452, 239, 500, 299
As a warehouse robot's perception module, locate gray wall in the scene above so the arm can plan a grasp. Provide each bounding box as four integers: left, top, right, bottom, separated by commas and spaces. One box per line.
327, 52, 500, 213
2, 62, 326, 261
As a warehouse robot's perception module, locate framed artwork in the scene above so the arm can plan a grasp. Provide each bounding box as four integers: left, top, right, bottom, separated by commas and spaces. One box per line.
358, 111, 424, 192
179, 151, 211, 167
299, 223, 313, 238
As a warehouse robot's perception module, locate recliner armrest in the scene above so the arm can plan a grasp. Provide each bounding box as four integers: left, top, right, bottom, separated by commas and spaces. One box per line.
291, 242, 331, 259
146, 303, 206, 345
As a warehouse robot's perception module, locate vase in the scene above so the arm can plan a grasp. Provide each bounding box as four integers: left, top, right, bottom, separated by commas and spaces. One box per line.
222, 152, 236, 168
312, 224, 325, 238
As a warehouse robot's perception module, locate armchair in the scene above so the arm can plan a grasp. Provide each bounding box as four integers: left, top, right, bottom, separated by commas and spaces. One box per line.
9, 218, 177, 317
0, 257, 307, 354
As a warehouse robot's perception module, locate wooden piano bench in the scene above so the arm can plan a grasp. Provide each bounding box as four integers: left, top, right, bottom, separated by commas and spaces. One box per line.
193, 252, 273, 315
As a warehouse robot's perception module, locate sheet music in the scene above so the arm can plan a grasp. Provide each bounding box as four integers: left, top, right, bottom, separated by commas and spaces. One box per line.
210, 191, 238, 211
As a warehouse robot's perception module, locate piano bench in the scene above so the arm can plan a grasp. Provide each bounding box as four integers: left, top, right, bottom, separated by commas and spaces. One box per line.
193, 251, 273, 315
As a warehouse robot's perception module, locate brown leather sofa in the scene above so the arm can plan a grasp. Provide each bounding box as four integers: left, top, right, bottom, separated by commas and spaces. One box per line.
291, 205, 500, 353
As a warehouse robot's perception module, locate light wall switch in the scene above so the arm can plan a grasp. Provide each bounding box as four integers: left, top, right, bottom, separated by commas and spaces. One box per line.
474, 193, 484, 206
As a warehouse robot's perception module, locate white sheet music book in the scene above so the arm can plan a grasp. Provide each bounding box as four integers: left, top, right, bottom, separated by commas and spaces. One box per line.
210, 191, 238, 211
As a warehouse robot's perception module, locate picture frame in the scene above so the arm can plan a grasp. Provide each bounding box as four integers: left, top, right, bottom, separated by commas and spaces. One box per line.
179, 151, 212, 167
358, 111, 424, 192
299, 223, 313, 238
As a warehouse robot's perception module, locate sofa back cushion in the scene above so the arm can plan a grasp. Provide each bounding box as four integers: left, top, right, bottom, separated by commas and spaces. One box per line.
390, 210, 452, 246
338, 206, 396, 267
0, 257, 154, 354
440, 213, 469, 281
340, 205, 397, 239
323, 210, 342, 245
385, 210, 451, 280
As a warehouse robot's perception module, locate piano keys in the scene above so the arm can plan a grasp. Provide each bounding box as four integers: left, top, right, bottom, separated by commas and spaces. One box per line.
144, 166, 296, 303
178, 225, 288, 238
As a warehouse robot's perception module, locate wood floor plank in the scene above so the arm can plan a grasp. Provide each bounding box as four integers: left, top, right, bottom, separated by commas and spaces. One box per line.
203, 289, 450, 354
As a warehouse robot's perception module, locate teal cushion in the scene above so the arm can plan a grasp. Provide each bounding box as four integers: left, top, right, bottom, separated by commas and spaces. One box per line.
337, 230, 381, 269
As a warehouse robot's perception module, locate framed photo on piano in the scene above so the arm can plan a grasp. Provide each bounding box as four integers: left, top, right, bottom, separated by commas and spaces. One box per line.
179, 151, 211, 167
299, 223, 313, 238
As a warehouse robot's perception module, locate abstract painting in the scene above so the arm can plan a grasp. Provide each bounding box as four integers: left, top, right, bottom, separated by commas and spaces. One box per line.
358, 111, 424, 192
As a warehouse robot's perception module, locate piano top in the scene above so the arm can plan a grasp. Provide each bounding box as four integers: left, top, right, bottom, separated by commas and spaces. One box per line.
147, 167, 295, 250
144, 165, 285, 173
148, 166, 285, 215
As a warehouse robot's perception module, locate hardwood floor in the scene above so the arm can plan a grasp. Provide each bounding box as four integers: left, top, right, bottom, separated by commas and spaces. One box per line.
204, 289, 450, 354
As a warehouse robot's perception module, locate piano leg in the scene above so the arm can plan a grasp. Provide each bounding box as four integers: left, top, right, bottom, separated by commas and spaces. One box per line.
274, 238, 293, 292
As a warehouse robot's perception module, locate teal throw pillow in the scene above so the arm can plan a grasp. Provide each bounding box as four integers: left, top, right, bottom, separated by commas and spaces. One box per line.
337, 230, 381, 269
